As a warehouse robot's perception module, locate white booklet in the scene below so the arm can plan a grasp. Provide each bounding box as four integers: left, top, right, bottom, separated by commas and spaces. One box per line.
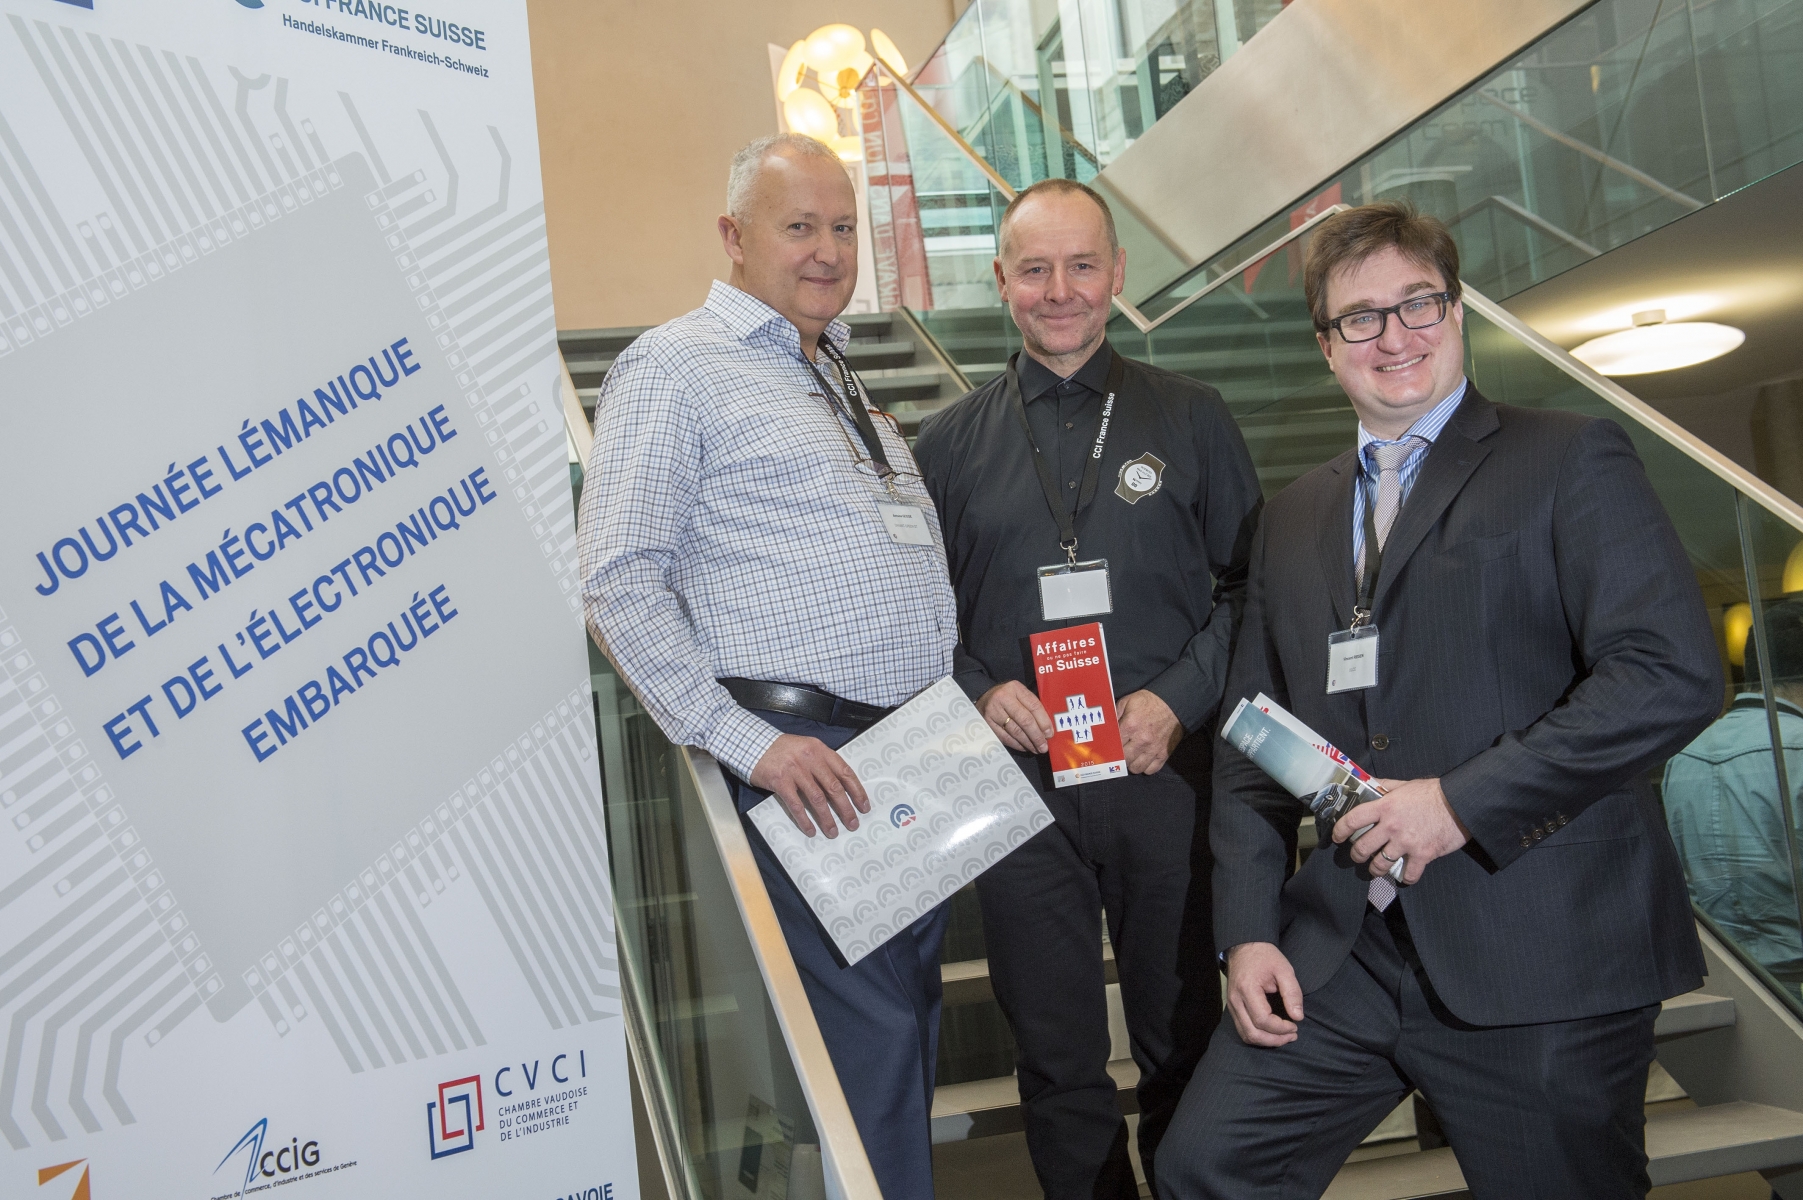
1220, 692, 1383, 802
1220, 693, 1404, 878
748, 677, 1051, 965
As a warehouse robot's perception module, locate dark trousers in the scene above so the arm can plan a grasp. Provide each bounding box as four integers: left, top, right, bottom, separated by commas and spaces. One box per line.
978, 751, 1219, 1199
726, 710, 950, 1200
1158, 906, 1660, 1200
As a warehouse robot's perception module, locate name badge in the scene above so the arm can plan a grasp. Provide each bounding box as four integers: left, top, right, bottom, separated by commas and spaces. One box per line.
1326, 625, 1379, 693
878, 502, 935, 546
1038, 559, 1112, 621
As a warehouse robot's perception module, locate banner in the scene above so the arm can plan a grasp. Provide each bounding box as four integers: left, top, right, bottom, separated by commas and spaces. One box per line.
0, 2, 636, 1197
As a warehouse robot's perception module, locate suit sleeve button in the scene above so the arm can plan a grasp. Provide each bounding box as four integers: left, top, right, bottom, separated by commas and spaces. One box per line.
1521, 837, 1532, 848
1371, 735, 1390, 750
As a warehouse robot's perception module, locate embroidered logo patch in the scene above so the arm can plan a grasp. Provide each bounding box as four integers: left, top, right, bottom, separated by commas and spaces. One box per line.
1115, 452, 1166, 504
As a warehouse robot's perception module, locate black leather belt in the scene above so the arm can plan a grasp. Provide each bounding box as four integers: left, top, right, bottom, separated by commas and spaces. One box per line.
719, 678, 895, 731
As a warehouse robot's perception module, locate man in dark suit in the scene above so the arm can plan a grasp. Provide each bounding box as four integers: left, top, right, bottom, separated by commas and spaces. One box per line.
1157, 202, 1724, 1199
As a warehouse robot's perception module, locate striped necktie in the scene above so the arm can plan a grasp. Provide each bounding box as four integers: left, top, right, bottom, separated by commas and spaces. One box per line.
1360, 438, 1420, 911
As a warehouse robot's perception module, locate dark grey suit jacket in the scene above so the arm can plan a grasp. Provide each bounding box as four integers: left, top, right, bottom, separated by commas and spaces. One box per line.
1213, 388, 1721, 1026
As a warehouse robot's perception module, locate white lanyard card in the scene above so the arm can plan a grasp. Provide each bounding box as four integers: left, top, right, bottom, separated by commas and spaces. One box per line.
1326, 625, 1379, 694
877, 501, 935, 546
1038, 559, 1112, 621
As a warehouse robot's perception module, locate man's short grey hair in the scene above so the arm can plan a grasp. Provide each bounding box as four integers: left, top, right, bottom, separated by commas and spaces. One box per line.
726, 133, 843, 218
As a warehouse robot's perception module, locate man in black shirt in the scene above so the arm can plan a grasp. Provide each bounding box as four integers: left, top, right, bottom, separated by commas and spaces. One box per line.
915, 179, 1262, 1198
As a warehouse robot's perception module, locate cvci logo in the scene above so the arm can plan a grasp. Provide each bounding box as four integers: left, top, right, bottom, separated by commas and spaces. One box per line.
428, 1048, 590, 1159
427, 1076, 485, 1158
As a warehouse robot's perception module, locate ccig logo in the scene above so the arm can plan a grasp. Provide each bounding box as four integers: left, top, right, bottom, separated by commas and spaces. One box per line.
214, 1119, 322, 1197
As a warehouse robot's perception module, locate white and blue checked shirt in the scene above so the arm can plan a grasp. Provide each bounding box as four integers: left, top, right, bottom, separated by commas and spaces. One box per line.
1350, 378, 1468, 572
577, 282, 957, 777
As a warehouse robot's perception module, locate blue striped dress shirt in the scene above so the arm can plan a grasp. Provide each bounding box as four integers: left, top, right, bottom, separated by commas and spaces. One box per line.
1350, 378, 1469, 575
577, 282, 957, 777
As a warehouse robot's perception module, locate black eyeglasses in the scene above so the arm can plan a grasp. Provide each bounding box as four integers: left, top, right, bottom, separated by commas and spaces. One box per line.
1324, 291, 1453, 343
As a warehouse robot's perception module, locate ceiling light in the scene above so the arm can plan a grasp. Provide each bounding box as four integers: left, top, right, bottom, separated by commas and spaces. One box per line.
782, 87, 840, 142
1570, 308, 1745, 375
801, 24, 867, 78
775, 40, 807, 101
1724, 602, 1752, 667
871, 29, 908, 76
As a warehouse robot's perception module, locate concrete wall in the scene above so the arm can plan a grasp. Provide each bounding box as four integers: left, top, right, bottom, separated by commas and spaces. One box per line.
527, 0, 958, 332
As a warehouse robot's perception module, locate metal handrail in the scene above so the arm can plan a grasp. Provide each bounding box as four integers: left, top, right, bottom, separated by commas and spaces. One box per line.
869, 55, 1158, 332
1135, 204, 1351, 334
1452, 194, 1601, 258
1461, 285, 1803, 537
964, 56, 1100, 168
1474, 92, 1705, 212
683, 746, 884, 1199
893, 305, 974, 392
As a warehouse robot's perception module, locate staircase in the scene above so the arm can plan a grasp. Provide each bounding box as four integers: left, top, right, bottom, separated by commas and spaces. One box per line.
923, 824, 1803, 1200
558, 310, 966, 436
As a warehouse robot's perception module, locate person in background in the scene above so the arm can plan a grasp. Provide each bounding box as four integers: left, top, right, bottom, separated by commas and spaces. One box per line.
914, 178, 1262, 1198
1160, 201, 1721, 1200
1665, 597, 1803, 995
578, 133, 957, 1199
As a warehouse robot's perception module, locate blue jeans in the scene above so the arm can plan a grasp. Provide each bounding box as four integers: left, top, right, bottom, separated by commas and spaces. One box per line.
726, 709, 950, 1200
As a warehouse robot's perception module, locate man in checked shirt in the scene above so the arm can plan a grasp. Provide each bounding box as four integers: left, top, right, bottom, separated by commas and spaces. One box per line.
577, 134, 958, 1198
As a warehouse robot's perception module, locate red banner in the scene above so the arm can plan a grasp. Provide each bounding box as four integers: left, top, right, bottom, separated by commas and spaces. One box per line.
860, 82, 934, 311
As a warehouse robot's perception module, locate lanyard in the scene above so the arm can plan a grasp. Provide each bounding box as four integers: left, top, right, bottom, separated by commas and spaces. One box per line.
1353, 480, 1383, 628
1007, 349, 1126, 566
804, 338, 893, 478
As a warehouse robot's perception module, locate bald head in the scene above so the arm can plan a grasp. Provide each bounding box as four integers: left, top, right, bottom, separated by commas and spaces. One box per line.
997, 178, 1118, 261
718, 135, 859, 356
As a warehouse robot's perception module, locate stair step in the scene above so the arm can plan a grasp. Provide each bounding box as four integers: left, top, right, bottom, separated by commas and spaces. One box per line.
927, 988, 1735, 1150
1655, 990, 1736, 1039
860, 367, 946, 403
557, 326, 649, 357
932, 1057, 1140, 1143
942, 944, 1117, 1007
840, 339, 916, 368
1324, 1101, 1803, 1198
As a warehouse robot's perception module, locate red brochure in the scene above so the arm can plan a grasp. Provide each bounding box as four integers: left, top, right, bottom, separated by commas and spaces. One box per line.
1029, 622, 1128, 787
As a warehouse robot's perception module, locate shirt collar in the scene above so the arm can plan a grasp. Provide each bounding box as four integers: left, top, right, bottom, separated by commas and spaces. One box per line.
704, 280, 851, 358
1356, 376, 1469, 461
1017, 340, 1113, 404
1730, 692, 1803, 719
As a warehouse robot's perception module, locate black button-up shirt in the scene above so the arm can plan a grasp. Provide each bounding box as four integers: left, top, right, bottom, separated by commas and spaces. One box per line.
915, 340, 1263, 732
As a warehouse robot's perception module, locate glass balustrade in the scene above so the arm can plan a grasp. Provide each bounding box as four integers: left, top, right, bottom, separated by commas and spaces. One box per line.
592, 651, 834, 1199
860, 63, 1020, 374
907, 0, 1292, 177
1131, 0, 1803, 314
577, 591, 884, 1197
1463, 305, 1803, 1016
870, 0, 1803, 367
